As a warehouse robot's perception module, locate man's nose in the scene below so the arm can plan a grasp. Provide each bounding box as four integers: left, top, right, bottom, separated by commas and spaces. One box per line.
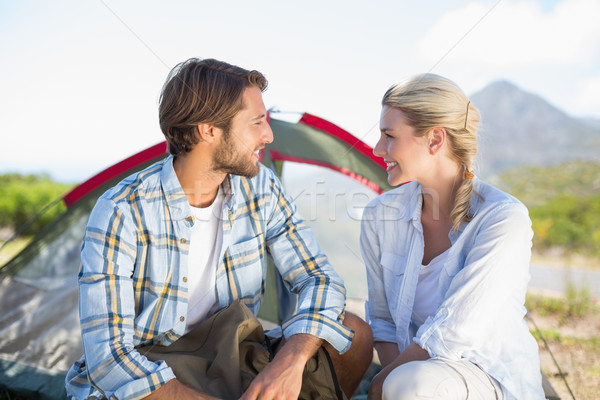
263, 123, 274, 144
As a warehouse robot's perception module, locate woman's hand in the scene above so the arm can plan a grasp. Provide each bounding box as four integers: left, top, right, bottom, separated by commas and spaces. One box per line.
367, 366, 393, 400
368, 342, 430, 400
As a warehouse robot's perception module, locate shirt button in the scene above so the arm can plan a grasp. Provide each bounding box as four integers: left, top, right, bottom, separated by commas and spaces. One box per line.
180, 316, 185, 322
180, 238, 187, 244
182, 277, 188, 283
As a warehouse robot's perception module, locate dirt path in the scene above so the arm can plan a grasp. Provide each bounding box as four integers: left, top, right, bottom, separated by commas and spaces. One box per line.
530, 263, 600, 299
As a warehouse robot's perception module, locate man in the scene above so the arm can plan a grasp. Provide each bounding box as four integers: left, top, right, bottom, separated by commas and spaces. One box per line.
65, 58, 373, 400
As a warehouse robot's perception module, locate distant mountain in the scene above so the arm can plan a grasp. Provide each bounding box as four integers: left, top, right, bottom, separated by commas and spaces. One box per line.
578, 117, 600, 129
471, 80, 600, 177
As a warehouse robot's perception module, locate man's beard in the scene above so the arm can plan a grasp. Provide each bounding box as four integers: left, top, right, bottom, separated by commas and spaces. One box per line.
212, 131, 260, 178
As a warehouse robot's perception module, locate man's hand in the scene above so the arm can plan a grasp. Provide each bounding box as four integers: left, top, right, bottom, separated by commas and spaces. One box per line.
239, 333, 322, 400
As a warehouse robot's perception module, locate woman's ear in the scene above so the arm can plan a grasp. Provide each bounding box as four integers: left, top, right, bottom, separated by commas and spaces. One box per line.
428, 127, 446, 155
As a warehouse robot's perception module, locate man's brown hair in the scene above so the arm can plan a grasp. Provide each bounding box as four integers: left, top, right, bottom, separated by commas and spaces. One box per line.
159, 58, 268, 155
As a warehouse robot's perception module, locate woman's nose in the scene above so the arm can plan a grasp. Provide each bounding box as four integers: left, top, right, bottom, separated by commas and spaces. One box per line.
373, 137, 385, 158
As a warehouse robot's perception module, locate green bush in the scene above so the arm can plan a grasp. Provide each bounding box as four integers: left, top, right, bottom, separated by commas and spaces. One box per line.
529, 195, 600, 256
0, 173, 74, 235
498, 161, 600, 208
496, 161, 600, 259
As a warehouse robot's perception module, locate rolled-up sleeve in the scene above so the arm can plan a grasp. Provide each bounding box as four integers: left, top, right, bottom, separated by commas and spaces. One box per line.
415, 203, 533, 360
78, 197, 175, 399
264, 172, 353, 354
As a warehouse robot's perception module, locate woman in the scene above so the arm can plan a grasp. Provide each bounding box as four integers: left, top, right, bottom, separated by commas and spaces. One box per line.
360, 74, 546, 399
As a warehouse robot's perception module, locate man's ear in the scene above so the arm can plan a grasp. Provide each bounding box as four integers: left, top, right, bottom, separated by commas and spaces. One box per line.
428, 127, 446, 155
197, 123, 218, 144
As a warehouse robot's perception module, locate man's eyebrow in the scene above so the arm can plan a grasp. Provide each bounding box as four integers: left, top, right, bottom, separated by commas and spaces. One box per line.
251, 114, 266, 121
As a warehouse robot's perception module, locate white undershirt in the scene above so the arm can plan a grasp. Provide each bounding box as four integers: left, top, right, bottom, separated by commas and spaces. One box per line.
411, 248, 450, 329
184, 187, 224, 333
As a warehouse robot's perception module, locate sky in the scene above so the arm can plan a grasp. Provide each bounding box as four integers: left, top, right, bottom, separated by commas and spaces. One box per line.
1, 0, 599, 183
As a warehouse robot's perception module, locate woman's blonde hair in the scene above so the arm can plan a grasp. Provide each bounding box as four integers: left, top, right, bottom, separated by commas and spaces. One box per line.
382, 73, 481, 232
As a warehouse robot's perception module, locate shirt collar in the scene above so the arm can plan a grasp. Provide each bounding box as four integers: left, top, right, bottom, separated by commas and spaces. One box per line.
222, 174, 235, 210
379, 178, 484, 242
378, 181, 423, 223
160, 155, 190, 221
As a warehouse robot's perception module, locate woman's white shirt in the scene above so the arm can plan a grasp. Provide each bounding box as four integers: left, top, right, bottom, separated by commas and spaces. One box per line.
360, 178, 545, 400
412, 248, 449, 329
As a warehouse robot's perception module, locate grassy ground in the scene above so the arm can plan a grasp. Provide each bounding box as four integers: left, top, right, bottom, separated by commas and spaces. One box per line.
527, 286, 600, 400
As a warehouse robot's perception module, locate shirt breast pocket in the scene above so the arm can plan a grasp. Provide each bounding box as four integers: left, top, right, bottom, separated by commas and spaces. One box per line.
439, 253, 461, 295
223, 235, 266, 298
380, 251, 407, 317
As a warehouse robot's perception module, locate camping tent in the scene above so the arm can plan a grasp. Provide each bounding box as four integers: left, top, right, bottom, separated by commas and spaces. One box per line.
0, 112, 392, 399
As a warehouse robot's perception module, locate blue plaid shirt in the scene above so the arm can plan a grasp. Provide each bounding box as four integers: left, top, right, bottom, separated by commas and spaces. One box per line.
65, 155, 352, 400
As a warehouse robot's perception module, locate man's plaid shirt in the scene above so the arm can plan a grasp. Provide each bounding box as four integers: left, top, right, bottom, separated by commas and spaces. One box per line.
65, 155, 353, 400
